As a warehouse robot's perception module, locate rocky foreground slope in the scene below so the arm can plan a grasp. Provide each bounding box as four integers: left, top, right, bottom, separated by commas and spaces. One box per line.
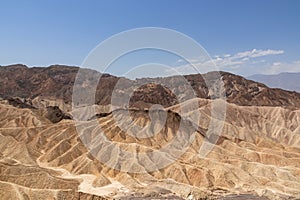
0, 65, 300, 199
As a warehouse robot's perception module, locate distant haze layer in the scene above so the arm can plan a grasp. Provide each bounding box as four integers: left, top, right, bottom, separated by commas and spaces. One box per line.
248, 72, 300, 93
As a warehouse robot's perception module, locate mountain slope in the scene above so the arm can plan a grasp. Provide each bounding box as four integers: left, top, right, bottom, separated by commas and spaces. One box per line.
0, 99, 300, 199
1, 64, 300, 109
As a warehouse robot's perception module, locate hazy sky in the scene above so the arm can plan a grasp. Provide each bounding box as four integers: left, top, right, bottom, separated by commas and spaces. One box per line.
0, 0, 299, 77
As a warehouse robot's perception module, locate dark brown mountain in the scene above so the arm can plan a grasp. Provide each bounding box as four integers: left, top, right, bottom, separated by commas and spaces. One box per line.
129, 83, 179, 108
1, 64, 300, 109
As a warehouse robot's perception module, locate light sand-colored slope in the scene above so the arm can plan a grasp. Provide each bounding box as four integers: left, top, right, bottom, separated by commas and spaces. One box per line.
0, 100, 300, 199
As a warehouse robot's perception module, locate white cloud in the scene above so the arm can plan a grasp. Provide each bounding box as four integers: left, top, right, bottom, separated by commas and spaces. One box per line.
264, 60, 300, 74
273, 62, 281, 66
167, 48, 286, 75
234, 49, 284, 59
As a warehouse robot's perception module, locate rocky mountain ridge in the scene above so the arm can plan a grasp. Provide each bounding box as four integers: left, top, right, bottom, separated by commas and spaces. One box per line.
1, 64, 300, 109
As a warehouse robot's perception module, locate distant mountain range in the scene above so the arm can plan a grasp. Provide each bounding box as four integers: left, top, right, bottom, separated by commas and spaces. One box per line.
248, 72, 300, 93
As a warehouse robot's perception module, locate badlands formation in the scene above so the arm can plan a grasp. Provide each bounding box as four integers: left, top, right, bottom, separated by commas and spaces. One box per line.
0, 64, 300, 199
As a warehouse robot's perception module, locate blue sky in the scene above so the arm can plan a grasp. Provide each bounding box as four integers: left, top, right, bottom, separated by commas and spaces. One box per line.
0, 0, 299, 77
